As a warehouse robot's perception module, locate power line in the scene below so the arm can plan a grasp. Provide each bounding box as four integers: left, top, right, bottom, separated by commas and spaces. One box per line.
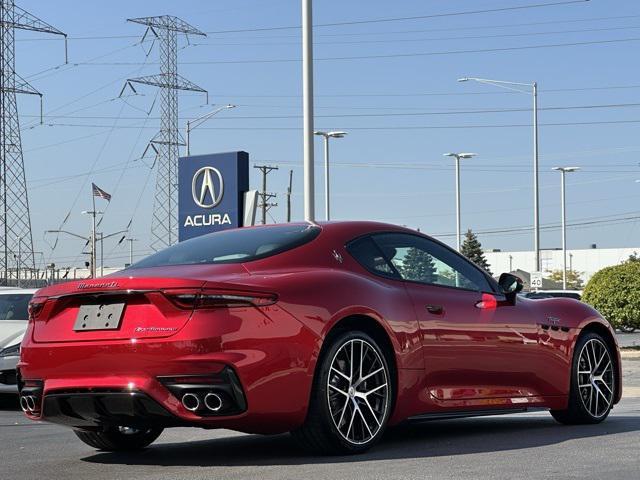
202, 1, 591, 34
77, 36, 640, 65
23, 101, 640, 121
189, 25, 640, 47
32, 118, 640, 131
17, 12, 640, 43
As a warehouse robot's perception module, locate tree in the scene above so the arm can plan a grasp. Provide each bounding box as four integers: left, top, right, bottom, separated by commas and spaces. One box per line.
460, 229, 492, 274
627, 252, 640, 263
546, 269, 584, 289
401, 247, 437, 283
582, 261, 640, 330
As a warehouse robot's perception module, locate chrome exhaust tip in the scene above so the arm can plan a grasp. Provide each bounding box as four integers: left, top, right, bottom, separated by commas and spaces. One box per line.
181, 393, 200, 412
19, 396, 29, 413
204, 393, 223, 412
25, 396, 36, 412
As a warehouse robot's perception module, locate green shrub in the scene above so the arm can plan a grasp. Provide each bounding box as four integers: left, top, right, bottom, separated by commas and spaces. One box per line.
582, 261, 640, 329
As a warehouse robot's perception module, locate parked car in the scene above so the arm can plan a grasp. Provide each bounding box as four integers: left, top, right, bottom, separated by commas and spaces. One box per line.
523, 290, 583, 301
0, 288, 37, 393
18, 223, 621, 454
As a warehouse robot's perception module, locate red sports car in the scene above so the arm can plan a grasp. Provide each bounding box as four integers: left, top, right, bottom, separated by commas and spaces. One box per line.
18, 222, 621, 454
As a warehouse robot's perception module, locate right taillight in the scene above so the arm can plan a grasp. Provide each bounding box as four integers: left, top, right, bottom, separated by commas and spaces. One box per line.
164, 290, 277, 310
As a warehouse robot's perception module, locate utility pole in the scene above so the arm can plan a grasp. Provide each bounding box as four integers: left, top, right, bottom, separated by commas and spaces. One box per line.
126, 238, 138, 265
253, 165, 279, 225
286, 170, 293, 223
0, 1, 66, 284
80, 208, 98, 278
123, 16, 207, 251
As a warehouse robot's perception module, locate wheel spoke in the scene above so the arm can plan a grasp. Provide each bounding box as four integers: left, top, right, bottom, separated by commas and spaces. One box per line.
329, 384, 349, 397
360, 367, 384, 383
331, 367, 351, 382
364, 383, 387, 396
363, 397, 382, 427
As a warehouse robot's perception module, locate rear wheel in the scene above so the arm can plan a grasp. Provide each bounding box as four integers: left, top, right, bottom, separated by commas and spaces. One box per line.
292, 330, 393, 455
551, 332, 616, 425
74, 426, 163, 451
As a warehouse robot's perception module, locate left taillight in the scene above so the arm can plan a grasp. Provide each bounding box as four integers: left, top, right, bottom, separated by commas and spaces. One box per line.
164, 289, 277, 310
28, 297, 47, 322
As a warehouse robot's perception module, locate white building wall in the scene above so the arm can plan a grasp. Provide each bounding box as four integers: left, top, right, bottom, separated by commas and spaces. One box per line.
484, 247, 639, 282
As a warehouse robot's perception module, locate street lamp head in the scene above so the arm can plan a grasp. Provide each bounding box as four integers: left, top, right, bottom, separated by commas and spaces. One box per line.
444, 152, 477, 159
457, 78, 470, 82
314, 131, 327, 137
327, 131, 348, 138
552, 166, 580, 173
225, 104, 236, 109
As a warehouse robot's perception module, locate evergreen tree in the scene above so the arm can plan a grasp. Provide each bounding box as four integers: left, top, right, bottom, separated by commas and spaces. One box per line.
460, 229, 492, 274
401, 247, 437, 283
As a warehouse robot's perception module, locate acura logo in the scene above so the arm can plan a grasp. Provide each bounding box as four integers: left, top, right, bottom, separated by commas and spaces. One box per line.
192, 166, 224, 209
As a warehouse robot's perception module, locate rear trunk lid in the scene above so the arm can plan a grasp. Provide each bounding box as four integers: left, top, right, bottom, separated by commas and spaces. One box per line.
31, 264, 250, 343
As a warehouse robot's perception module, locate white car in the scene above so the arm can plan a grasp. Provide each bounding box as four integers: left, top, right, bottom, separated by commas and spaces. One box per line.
0, 288, 37, 393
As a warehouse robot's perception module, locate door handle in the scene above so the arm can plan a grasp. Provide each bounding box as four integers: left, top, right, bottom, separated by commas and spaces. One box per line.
425, 304, 444, 315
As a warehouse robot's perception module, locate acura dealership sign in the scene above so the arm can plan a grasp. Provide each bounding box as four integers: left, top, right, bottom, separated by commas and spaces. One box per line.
178, 151, 249, 241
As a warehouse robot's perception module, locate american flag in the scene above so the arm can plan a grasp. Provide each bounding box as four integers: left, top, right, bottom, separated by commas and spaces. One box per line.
92, 183, 111, 201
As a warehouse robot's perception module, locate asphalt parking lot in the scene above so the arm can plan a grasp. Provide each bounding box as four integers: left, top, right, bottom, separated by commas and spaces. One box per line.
1, 348, 639, 480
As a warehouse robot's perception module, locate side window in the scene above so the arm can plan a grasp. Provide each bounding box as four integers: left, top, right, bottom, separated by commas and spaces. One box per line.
372, 233, 492, 292
347, 236, 399, 279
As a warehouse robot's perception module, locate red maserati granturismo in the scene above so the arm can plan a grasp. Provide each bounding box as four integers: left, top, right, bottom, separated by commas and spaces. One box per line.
18, 222, 621, 454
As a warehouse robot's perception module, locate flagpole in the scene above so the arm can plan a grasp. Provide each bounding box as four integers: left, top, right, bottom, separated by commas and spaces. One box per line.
91, 187, 97, 278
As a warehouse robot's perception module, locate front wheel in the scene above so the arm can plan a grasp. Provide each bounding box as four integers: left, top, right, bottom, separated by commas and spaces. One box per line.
74, 426, 163, 451
292, 330, 393, 455
551, 332, 616, 425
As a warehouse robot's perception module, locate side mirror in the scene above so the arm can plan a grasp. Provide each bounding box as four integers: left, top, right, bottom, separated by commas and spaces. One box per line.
498, 273, 523, 304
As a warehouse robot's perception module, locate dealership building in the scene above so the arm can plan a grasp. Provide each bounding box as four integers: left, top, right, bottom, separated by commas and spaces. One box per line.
484, 246, 639, 284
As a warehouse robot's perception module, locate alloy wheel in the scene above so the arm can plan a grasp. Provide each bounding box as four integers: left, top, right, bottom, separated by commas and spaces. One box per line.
577, 338, 614, 418
327, 338, 389, 445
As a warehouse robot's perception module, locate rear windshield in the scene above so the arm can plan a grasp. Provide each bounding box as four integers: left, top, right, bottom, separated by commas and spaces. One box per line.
130, 224, 321, 268
0, 294, 33, 321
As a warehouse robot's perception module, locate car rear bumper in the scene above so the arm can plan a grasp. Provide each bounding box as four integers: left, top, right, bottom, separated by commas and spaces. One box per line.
18, 307, 321, 434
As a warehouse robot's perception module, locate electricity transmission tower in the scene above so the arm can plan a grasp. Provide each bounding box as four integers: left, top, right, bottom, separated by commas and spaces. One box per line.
123, 16, 207, 251
253, 165, 279, 224
0, 0, 66, 284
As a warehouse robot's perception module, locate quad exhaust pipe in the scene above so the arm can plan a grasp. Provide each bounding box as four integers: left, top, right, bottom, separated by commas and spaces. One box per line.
204, 393, 222, 412
181, 392, 223, 413
181, 393, 200, 412
20, 395, 38, 413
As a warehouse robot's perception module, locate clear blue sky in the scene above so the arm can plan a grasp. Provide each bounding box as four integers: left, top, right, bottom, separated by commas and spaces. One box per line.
12, 0, 640, 268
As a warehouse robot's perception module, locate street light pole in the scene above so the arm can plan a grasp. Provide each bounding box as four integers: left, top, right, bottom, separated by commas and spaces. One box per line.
315, 131, 347, 221
444, 152, 477, 251
185, 104, 236, 156
458, 77, 540, 272
302, 0, 315, 222
552, 166, 580, 290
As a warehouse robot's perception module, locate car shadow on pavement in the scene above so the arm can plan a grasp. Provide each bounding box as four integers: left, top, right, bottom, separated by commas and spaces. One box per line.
0, 394, 19, 411
83, 412, 640, 467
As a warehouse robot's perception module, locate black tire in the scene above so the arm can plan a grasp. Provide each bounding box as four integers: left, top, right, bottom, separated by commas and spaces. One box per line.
550, 332, 616, 425
292, 330, 393, 455
74, 426, 163, 451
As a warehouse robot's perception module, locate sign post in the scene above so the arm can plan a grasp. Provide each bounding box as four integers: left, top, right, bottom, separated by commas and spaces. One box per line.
178, 151, 249, 241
